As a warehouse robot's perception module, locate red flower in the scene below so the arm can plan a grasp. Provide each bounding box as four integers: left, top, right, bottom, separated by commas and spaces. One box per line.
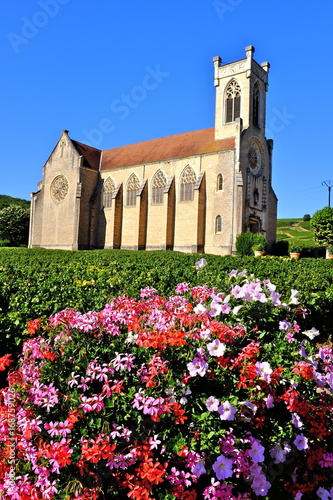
292, 362, 314, 380
27, 318, 43, 335
0, 354, 13, 371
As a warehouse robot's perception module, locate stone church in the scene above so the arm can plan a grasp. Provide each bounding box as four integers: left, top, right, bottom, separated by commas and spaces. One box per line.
28, 46, 277, 255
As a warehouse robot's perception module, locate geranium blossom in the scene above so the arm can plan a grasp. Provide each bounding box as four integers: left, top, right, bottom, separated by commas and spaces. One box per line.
0, 271, 332, 499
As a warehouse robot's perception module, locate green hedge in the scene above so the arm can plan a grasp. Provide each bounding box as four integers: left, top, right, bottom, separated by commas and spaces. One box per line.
1, 248, 333, 357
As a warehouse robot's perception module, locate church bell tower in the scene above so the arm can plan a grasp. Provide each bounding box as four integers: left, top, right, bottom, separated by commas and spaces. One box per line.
213, 45, 270, 140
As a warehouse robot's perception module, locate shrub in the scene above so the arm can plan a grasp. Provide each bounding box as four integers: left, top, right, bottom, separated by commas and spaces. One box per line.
0, 205, 30, 246
235, 232, 255, 256
251, 234, 267, 253
310, 206, 333, 247
0, 272, 332, 499
289, 241, 303, 254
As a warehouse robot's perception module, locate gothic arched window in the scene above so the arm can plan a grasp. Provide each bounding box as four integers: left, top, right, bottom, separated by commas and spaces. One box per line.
103, 177, 115, 208
253, 83, 260, 127
215, 215, 222, 233
180, 166, 196, 202
217, 173, 223, 191
126, 173, 140, 206
225, 79, 241, 123
151, 169, 167, 204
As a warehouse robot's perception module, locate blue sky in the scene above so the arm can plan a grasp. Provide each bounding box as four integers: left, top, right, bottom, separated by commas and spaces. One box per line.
1, 0, 333, 218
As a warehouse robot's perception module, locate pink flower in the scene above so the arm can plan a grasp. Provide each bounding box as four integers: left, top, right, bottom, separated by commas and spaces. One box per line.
205, 396, 219, 412
175, 282, 190, 294
148, 435, 161, 450
212, 454, 233, 480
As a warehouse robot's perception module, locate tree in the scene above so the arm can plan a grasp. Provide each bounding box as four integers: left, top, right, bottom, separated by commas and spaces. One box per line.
310, 207, 333, 248
0, 205, 30, 246
303, 214, 311, 221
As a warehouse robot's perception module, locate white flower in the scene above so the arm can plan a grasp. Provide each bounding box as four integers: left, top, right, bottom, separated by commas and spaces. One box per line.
302, 328, 320, 340
194, 303, 207, 314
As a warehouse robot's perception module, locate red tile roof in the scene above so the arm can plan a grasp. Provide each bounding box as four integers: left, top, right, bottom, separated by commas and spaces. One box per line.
100, 128, 235, 171
72, 140, 101, 171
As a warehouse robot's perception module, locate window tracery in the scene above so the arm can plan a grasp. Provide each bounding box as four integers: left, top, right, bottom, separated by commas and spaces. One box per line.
103, 177, 115, 208
225, 80, 241, 123
126, 174, 140, 206
180, 166, 196, 202
151, 170, 167, 204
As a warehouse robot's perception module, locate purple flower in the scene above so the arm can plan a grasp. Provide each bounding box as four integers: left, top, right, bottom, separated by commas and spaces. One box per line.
270, 444, 288, 464
292, 413, 303, 429
195, 258, 207, 270
218, 401, 237, 421
212, 454, 233, 480
192, 459, 206, 478
207, 339, 226, 357
294, 433, 308, 451
251, 474, 271, 496
187, 357, 208, 377
265, 394, 274, 408
316, 487, 330, 500
279, 320, 291, 331
249, 439, 265, 463
205, 396, 219, 412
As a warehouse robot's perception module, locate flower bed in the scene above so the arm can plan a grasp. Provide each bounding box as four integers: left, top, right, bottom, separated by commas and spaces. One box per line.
0, 269, 332, 499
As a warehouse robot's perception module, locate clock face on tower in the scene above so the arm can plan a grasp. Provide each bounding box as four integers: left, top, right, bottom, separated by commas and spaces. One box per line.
247, 139, 264, 176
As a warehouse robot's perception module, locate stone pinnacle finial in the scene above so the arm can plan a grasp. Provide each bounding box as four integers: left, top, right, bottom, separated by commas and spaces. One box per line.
245, 45, 255, 59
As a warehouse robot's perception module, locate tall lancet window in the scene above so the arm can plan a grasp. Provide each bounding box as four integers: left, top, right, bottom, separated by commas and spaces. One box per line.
253, 83, 260, 127
103, 177, 115, 208
152, 169, 167, 204
126, 173, 140, 206
180, 166, 196, 202
225, 80, 241, 123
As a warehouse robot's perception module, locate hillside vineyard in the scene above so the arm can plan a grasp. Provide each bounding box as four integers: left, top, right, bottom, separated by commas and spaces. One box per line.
29, 46, 277, 255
